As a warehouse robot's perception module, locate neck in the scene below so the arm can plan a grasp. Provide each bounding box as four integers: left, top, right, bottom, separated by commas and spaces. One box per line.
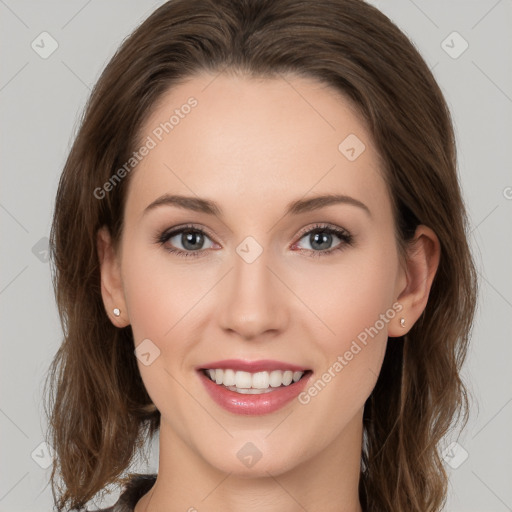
136, 412, 364, 512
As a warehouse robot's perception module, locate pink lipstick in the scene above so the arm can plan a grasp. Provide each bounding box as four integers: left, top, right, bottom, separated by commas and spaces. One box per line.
196, 359, 312, 415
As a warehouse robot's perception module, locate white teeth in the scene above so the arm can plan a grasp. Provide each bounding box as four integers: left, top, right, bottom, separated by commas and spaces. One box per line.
282, 370, 293, 386
204, 368, 305, 391
252, 371, 269, 389
234, 371, 252, 389
269, 370, 283, 387
223, 369, 236, 386
225, 386, 274, 394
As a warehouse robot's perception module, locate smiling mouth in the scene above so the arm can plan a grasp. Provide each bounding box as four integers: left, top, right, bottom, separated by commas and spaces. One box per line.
201, 368, 312, 394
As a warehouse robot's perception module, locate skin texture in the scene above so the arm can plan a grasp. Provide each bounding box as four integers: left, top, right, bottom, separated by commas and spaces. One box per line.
97, 73, 440, 512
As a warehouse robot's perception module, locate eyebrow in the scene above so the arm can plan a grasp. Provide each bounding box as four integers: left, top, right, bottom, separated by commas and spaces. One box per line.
142, 193, 371, 218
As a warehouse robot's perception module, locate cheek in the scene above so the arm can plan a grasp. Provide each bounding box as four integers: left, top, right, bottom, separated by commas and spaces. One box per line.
121, 241, 208, 343
120, 244, 203, 430
297, 237, 398, 402
120, 242, 216, 413
300, 241, 398, 346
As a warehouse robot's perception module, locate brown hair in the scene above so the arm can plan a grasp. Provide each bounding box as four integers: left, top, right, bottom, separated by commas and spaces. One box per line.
44, 0, 478, 510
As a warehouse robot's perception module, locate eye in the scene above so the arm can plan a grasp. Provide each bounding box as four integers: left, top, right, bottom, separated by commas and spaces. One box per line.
154, 222, 353, 258
292, 223, 353, 258
155, 224, 216, 258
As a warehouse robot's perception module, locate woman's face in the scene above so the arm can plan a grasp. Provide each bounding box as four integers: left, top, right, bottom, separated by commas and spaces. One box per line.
103, 72, 409, 476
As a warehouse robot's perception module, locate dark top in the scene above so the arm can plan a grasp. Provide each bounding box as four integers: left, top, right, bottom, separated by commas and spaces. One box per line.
87, 474, 157, 512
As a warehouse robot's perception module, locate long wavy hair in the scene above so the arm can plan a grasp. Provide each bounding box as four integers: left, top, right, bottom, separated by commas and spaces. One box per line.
43, 0, 478, 510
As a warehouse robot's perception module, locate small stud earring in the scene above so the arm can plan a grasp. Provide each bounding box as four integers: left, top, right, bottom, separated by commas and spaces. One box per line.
400, 317, 405, 328
113, 308, 121, 317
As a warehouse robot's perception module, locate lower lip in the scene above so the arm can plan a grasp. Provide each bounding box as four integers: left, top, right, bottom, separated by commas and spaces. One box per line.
198, 370, 312, 415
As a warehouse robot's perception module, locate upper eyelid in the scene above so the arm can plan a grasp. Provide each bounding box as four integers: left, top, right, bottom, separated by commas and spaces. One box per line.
162, 223, 217, 242
295, 223, 350, 238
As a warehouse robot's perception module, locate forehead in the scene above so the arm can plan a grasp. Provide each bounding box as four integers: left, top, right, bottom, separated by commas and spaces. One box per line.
126, 72, 389, 221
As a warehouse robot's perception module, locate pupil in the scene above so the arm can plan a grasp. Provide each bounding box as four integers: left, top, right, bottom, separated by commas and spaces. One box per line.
183, 231, 203, 250
311, 232, 331, 250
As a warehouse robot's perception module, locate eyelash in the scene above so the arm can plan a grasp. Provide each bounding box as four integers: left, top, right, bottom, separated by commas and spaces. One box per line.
154, 223, 353, 259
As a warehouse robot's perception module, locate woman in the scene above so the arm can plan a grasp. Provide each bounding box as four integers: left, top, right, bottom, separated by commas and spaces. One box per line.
44, 0, 477, 510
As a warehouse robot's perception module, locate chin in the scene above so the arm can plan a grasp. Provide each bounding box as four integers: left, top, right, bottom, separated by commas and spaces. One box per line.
197, 438, 308, 478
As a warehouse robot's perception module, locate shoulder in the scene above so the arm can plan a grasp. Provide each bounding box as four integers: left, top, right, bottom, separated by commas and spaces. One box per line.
85, 473, 157, 512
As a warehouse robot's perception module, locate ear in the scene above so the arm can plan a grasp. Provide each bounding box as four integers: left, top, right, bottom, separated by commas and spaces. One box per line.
97, 226, 130, 327
388, 225, 440, 337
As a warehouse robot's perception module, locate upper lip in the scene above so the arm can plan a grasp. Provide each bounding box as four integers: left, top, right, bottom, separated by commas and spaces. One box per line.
197, 359, 310, 373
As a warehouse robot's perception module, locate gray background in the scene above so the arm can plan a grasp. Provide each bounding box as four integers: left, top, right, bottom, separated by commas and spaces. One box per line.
1, 0, 511, 510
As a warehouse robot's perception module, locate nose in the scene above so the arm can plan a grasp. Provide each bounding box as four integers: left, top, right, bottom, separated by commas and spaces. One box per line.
217, 247, 289, 341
